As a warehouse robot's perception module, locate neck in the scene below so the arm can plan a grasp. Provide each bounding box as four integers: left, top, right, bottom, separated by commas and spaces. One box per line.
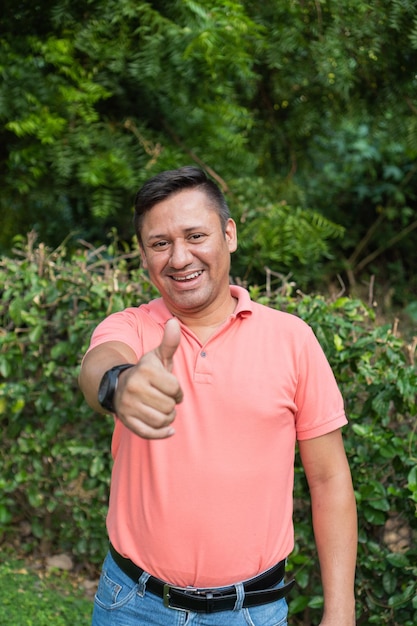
173, 295, 238, 342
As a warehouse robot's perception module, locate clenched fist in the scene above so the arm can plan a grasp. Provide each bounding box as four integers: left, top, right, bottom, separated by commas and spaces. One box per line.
113, 318, 183, 439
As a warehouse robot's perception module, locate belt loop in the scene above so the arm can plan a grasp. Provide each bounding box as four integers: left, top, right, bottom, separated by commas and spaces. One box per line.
233, 582, 245, 611
137, 571, 151, 597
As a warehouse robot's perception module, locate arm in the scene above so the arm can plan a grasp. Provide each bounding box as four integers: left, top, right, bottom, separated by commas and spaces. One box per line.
78, 340, 137, 414
78, 318, 183, 439
299, 429, 357, 626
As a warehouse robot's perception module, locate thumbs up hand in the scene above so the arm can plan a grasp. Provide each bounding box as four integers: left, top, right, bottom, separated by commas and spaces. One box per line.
154, 318, 182, 375
114, 318, 183, 439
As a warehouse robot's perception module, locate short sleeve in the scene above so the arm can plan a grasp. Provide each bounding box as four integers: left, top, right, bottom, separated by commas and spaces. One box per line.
294, 327, 347, 440
86, 308, 145, 360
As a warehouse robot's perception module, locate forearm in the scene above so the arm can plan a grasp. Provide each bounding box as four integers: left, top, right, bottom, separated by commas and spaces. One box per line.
78, 341, 136, 413
299, 430, 357, 626
311, 469, 357, 625
78, 324, 182, 439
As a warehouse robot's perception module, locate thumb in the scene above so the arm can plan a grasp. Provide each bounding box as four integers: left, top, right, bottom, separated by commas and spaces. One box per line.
156, 318, 181, 371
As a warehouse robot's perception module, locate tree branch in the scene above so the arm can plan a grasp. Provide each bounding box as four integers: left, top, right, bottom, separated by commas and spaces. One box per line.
162, 121, 230, 193
355, 218, 417, 273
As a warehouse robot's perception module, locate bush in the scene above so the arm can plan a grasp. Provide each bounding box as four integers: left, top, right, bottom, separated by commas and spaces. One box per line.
266, 290, 417, 625
0, 236, 416, 624
0, 232, 157, 572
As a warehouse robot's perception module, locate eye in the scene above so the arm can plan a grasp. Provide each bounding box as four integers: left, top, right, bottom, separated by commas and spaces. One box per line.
152, 240, 169, 249
188, 233, 206, 242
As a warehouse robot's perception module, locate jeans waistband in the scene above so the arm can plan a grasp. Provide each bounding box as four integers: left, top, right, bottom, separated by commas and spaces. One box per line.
109, 543, 295, 613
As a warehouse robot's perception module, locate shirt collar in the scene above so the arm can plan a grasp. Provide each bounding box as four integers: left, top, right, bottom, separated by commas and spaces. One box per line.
144, 285, 253, 325
230, 285, 254, 318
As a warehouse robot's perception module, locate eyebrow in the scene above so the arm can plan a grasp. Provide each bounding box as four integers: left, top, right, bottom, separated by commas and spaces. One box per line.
146, 226, 205, 242
147, 234, 167, 242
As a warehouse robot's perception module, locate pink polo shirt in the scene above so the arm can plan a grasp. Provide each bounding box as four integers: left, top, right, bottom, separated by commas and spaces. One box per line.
87, 286, 347, 587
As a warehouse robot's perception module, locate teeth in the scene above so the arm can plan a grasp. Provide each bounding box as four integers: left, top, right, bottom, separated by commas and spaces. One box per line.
172, 271, 202, 281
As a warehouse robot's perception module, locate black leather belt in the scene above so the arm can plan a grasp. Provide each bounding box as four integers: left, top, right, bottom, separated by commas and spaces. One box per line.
109, 543, 295, 613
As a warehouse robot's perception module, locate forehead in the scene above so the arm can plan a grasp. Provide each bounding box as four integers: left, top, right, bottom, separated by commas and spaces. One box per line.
141, 188, 221, 233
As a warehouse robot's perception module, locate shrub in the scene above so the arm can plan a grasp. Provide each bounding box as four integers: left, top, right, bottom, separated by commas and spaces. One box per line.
265, 290, 417, 625
0, 232, 156, 571
0, 236, 416, 624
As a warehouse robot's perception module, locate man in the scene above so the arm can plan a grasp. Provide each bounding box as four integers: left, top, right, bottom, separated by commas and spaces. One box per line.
79, 166, 357, 626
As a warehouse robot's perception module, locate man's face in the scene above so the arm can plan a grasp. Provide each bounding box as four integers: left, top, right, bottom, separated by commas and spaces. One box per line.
139, 188, 237, 319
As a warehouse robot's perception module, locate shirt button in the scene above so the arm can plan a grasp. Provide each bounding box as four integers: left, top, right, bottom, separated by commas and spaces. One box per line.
201, 351, 207, 358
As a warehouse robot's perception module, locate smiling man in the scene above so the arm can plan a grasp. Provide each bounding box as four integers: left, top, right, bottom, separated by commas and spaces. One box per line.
79, 166, 357, 626
138, 185, 238, 332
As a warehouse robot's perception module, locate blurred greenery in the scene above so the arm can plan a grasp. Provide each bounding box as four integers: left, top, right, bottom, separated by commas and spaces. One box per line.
0, 237, 415, 625
0, 551, 92, 625
1, 0, 417, 302
1, 2, 417, 624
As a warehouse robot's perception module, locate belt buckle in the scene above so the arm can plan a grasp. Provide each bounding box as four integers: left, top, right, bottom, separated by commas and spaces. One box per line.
163, 583, 218, 613
163, 583, 185, 611
163, 583, 212, 611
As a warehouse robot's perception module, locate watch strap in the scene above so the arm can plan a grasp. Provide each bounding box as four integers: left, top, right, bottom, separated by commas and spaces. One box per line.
98, 363, 135, 413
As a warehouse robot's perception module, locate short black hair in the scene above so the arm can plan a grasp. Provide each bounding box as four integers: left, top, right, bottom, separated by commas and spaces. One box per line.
134, 166, 230, 243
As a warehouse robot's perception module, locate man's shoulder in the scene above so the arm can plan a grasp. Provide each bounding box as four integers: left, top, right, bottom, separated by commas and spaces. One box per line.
232, 285, 311, 338
251, 298, 309, 328
93, 299, 168, 337
109, 297, 168, 322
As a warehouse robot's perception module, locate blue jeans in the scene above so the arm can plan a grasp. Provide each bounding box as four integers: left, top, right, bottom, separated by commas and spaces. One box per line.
91, 551, 288, 626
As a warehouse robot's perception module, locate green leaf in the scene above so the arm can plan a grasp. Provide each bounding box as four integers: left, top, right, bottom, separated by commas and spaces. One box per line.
0, 356, 11, 378
8, 297, 24, 324
29, 325, 43, 343
363, 505, 386, 525
369, 498, 390, 512
382, 570, 397, 594
407, 465, 417, 489
289, 594, 309, 614
386, 553, 410, 568
308, 595, 324, 609
0, 504, 13, 526
333, 333, 344, 351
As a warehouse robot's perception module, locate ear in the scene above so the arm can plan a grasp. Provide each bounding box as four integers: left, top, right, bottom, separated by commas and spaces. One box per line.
225, 218, 238, 253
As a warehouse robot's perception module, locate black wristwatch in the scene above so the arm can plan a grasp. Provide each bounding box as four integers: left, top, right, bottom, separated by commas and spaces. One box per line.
98, 364, 135, 413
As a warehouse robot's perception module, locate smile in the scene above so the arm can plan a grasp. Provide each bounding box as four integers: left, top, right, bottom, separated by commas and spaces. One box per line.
171, 271, 203, 282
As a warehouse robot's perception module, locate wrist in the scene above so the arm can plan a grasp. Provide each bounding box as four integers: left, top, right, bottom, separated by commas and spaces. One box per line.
98, 364, 135, 413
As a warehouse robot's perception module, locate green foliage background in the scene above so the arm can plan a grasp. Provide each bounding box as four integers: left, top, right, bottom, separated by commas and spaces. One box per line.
0, 554, 92, 625
1, 2, 417, 624
1, 0, 417, 300
0, 238, 416, 626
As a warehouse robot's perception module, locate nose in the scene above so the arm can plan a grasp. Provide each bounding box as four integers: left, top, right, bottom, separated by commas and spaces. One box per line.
169, 240, 193, 268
